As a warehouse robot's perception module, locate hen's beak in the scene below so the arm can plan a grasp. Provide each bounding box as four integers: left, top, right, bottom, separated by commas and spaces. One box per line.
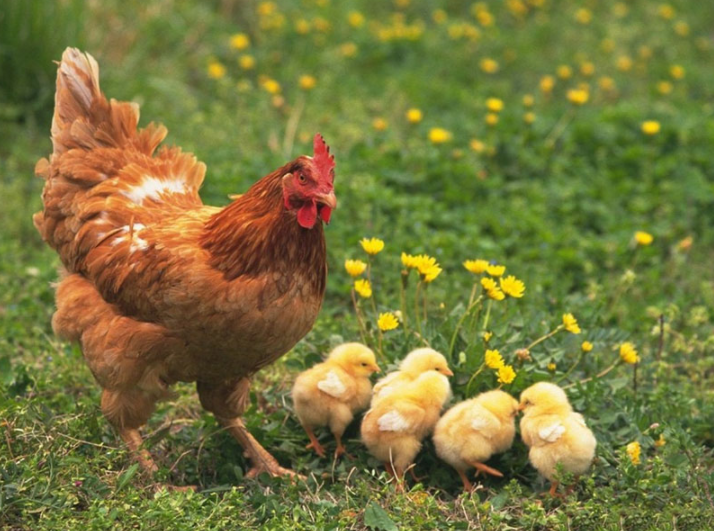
315, 191, 337, 210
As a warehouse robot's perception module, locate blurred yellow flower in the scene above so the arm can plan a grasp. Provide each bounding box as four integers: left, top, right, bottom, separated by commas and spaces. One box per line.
658, 4, 675, 20
470, 139, 486, 152
340, 42, 358, 57
641, 121, 660, 136
481, 277, 505, 300
626, 441, 641, 465
497, 364, 517, 384
482, 331, 493, 342
360, 237, 385, 255
348, 11, 365, 28
406, 108, 423, 123
313, 17, 331, 33
620, 342, 640, 364
639, 46, 652, 60
567, 89, 589, 105
613, 3, 628, 17
657, 80, 673, 95
429, 128, 453, 144
616, 56, 633, 72
670, 64, 685, 80
207, 60, 226, 80
295, 19, 311, 35
480, 58, 499, 74
257, 1, 277, 16
581, 341, 594, 352
575, 8, 592, 24
500, 275, 525, 298
485, 113, 499, 126
547, 362, 557, 372
432, 9, 448, 24
299, 75, 317, 90
378, 312, 399, 331
580, 62, 595, 76
344, 259, 367, 277
655, 434, 666, 447
372, 117, 388, 131
354, 279, 372, 298
523, 94, 534, 107
485, 349, 505, 369
557, 65, 572, 79
540, 75, 555, 94
524, 112, 536, 124
635, 231, 654, 245
238, 54, 256, 70
401, 252, 419, 269
486, 98, 504, 112
475, 9, 494, 27
420, 263, 443, 283
261, 78, 281, 94
563, 313, 581, 334
598, 77, 615, 91
674, 21, 689, 37
464, 259, 489, 274
486, 264, 506, 277
230, 33, 251, 50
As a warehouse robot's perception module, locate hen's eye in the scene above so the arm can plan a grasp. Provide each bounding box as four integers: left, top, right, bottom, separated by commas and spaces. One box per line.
298, 174, 307, 183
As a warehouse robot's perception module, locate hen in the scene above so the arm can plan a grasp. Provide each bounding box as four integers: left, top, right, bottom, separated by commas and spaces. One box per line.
33, 48, 337, 480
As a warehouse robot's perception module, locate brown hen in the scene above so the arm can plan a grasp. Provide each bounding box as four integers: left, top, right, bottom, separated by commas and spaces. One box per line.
33, 48, 336, 480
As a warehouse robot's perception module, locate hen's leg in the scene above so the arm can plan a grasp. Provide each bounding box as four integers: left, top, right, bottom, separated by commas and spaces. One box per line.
101, 389, 158, 473
197, 378, 300, 479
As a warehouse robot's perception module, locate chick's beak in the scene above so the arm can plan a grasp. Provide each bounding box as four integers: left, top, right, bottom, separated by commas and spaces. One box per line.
442, 367, 455, 377
371, 364, 381, 373
517, 402, 527, 412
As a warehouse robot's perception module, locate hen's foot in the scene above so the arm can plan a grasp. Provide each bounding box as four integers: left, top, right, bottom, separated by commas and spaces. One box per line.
218, 416, 304, 480
119, 428, 158, 474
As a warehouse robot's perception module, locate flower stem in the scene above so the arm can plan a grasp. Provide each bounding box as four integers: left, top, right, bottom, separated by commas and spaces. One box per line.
545, 107, 576, 149
351, 289, 369, 347
400, 272, 409, 336
448, 294, 484, 360
482, 299, 493, 331
466, 362, 486, 396
526, 325, 564, 352
556, 350, 584, 383
414, 280, 424, 339
563, 360, 622, 389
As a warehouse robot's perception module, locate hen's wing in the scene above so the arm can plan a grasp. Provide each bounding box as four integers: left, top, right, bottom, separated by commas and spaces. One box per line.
34, 48, 207, 281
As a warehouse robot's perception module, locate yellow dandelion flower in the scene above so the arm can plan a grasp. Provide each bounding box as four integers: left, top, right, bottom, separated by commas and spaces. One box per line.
626, 441, 641, 465
480, 58, 499, 74
620, 342, 639, 364
360, 237, 385, 255
581, 341, 594, 352
540, 75, 555, 94
557, 65, 572, 79
230, 33, 251, 50
674, 21, 689, 37
432, 9, 447, 24
618, 43, 635, 60
299, 75, 317, 90
481, 277, 498, 291
340, 42, 358, 57
348, 11, 365, 28
420, 264, 442, 283
485, 349, 505, 369
580, 62, 595, 76
470, 139, 486, 153
257, 1, 277, 16
567, 89, 589, 105
598, 76, 615, 91
670, 65, 685, 80
406, 108, 423, 123
655, 434, 666, 447
238, 54, 256, 70
295, 19, 311, 35
482, 331, 493, 342
500, 275, 525, 298
639, 46, 653, 60
523, 112, 536, 125
563, 313, 581, 334
401, 252, 419, 269
575, 8, 592, 24
613, 3, 628, 17
207, 60, 226, 80
486, 286, 505, 300
429, 127, 453, 144
486, 264, 506, 277
547, 362, 557, 372
497, 364, 517, 384
344, 259, 367, 277
485, 113, 499, 126
372, 117, 388, 131
261, 78, 281, 94
523, 94, 534, 107
657, 81, 673, 95
635, 231, 654, 245
641, 121, 660, 136
486, 98, 504, 112
463, 259, 489, 274
658, 4, 675, 20
378, 312, 399, 331
354, 279, 372, 298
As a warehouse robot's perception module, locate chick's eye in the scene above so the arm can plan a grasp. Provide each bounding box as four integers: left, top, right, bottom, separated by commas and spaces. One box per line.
361, 362, 368, 367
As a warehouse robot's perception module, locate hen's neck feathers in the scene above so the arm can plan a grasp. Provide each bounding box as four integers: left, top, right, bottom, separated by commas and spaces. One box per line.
200, 164, 326, 293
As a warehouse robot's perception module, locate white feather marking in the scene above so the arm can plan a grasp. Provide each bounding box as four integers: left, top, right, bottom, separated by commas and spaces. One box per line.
377, 410, 411, 432
539, 422, 566, 443
122, 177, 187, 204
470, 416, 491, 432
316, 370, 346, 398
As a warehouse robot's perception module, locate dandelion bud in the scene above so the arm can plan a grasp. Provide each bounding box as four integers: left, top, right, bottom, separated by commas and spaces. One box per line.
516, 348, 531, 361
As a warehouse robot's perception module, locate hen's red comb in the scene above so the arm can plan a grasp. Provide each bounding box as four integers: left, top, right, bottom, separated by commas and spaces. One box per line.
313, 133, 335, 181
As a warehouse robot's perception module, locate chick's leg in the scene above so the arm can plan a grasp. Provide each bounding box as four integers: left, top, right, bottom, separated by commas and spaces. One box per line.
197, 378, 301, 479
471, 461, 504, 478
304, 426, 327, 458
457, 469, 474, 492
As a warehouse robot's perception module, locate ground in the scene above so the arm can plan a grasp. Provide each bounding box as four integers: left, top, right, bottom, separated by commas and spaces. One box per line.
1, 0, 714, 529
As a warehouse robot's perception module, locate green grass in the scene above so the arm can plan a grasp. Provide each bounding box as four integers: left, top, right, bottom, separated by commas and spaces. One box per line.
2, 0, 714, 529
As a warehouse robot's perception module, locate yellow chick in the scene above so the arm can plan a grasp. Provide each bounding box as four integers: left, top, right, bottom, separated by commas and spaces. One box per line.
292, 343, 380, 459
519, 382, 597, 497
361, 369, 452, 490
433, 390, 519, 491
371, 347, 453, 405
